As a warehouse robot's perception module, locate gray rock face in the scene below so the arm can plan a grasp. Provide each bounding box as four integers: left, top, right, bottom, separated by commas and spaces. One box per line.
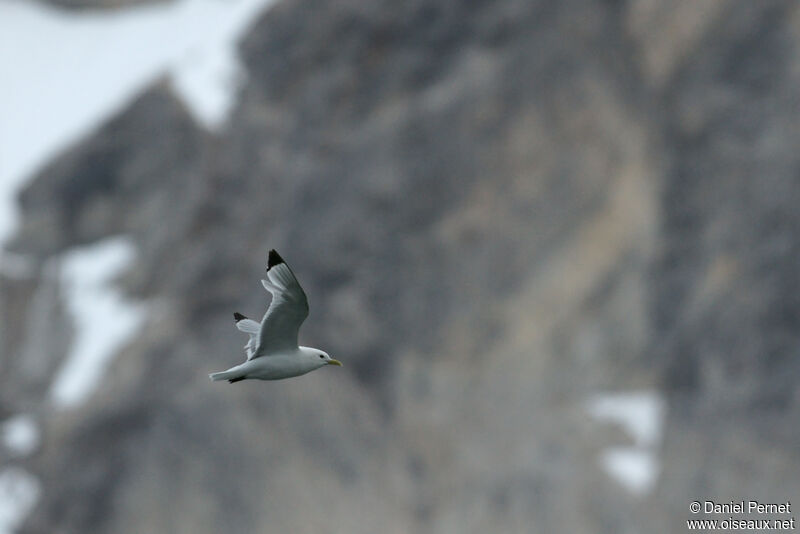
2, 0, 798, 533
643, 1, 800, 528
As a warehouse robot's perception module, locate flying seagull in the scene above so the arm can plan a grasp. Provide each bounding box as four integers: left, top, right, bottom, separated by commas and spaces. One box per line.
209, 250, 341, 383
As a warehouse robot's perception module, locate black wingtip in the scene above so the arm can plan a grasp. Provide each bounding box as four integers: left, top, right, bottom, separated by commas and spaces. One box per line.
233, 312, 246, 322
267, 249, 285, 271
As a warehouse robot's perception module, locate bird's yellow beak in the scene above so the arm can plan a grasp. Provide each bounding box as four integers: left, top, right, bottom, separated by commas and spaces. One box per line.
328, 359, 343, 367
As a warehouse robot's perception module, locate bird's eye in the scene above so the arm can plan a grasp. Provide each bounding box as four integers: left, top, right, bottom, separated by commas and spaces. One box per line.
319, 354, 324, 358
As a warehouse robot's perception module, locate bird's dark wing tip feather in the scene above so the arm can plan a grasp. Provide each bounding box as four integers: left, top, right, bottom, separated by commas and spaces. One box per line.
267, 249, 285, 271
233, 312, 246, 322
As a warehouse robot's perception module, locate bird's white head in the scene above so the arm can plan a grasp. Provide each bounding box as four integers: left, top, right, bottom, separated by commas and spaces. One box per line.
300, 346, 343, 368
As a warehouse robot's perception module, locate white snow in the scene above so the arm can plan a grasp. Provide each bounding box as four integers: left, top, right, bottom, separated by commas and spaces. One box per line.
0, 416, 39, 459
587, 390, 666, 496
0, 468, 40, 534
586, 391, 665, 448
49, 237, 146, 409
598, 448, 659, 496
0, 0, 276, 246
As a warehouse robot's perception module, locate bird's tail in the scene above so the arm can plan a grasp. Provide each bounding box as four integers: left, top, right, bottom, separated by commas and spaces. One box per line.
209, 369, 246, 383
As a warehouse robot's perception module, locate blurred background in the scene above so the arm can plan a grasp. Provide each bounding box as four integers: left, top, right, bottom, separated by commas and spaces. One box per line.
1, 0, 799, 532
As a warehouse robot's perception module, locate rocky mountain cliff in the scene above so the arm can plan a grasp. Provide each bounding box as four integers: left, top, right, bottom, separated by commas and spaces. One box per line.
2, 0, 799, 532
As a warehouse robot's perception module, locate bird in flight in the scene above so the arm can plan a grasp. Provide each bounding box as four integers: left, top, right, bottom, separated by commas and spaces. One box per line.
209, 250, 341, 383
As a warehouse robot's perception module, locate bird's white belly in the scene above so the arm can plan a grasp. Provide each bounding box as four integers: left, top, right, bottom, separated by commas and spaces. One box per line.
242, 354, 317, 380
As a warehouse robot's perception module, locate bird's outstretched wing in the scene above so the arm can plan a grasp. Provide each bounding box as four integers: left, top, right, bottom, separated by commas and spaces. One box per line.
233, 312, 260, 360
253, 250, 309, 357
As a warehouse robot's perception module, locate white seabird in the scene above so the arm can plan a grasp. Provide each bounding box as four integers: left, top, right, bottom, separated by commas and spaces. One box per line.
209, 250, 341, 383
